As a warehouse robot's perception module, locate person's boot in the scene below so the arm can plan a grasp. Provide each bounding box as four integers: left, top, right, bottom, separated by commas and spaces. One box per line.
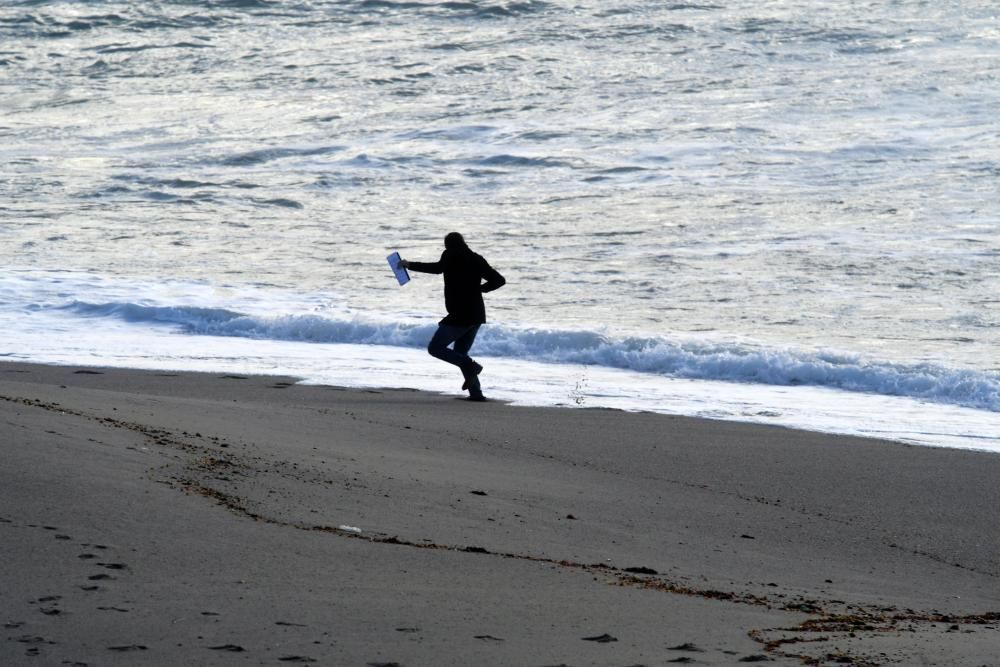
462, 362, 486, 401
461, 360, 483, 390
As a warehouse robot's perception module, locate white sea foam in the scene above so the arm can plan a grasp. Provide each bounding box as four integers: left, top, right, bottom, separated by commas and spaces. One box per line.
3, 313, 998, 454
53, 298, 1000, 413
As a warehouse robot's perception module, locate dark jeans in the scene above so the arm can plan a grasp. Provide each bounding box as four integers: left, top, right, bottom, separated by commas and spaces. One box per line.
427, 323, 481, 389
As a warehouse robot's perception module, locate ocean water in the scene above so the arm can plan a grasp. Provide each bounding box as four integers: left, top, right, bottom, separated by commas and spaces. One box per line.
1, 1, 998, 450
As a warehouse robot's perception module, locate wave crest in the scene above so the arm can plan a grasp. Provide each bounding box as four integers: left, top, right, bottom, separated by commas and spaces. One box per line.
61, 300, 1000, 412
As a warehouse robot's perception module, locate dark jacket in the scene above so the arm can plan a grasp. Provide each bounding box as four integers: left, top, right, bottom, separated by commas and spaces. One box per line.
408, 248, 505, 326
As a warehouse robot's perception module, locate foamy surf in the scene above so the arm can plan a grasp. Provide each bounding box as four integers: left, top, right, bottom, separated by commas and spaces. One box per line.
55, 299, 1000, 413
2, 271, 997, 452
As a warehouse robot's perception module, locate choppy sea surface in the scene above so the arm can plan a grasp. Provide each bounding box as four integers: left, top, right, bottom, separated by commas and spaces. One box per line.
2, 1, 998, 450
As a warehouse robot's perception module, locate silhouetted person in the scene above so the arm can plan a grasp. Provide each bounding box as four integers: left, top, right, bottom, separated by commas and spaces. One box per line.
399, 232, 505, 401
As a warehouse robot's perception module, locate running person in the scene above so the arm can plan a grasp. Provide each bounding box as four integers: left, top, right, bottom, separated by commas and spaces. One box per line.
399, 232, 506, 401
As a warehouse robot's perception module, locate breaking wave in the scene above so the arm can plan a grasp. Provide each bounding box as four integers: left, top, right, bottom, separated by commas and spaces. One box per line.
60, 300, 1000, 412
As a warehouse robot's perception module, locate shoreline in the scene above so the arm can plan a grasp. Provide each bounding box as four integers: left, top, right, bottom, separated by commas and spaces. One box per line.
2, 360, 999, 665
7, 352, 999, 454
6, 328, 999, 453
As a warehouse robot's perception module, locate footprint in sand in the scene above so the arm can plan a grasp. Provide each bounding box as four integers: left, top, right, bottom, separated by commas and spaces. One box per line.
14, 635, 56, 658
208, 644, 246, 652
97, 562, 129, 570
32, 595, 63, 616
668, 642, 703, 652
13, 635, 54, 645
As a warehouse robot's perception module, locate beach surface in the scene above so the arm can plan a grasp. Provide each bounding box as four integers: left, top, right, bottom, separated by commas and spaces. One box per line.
1, 362, 998, 666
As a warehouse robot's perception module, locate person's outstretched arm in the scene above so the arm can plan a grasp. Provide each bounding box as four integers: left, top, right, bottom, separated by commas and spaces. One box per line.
400, 253, 444, 274
480, 260, 505, 293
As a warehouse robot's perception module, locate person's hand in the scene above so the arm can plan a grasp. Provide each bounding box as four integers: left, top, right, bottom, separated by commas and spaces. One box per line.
398, 259, 410, 269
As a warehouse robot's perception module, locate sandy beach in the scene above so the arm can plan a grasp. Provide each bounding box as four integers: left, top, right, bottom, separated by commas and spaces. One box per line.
1, 361, 998, 665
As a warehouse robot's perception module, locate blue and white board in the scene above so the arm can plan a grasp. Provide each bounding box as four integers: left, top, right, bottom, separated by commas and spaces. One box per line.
387, 251, 410, 286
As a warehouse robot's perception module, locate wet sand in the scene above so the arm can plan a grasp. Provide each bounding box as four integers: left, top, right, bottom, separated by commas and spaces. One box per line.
1, 361, 998, 665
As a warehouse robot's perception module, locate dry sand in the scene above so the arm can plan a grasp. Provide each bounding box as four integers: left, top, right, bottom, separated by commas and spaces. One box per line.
1, 361, 998, 666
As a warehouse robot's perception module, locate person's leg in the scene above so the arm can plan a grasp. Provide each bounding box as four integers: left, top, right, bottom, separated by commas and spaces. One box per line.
452, 325, 483, 392
427, 324, 485, 398
452, 324, 480, 358
427, 324, 473, 367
